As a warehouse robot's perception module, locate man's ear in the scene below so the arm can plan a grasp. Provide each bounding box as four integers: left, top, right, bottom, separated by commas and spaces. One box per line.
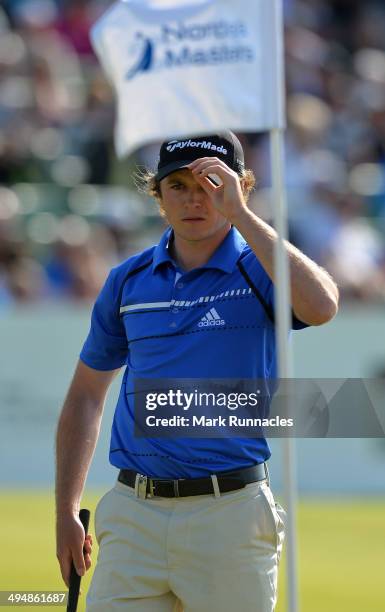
239, 171, 256, 203
240, 176, 248, 196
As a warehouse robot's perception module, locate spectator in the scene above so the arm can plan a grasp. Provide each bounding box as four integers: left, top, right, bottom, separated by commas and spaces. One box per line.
0, 0, 385, 303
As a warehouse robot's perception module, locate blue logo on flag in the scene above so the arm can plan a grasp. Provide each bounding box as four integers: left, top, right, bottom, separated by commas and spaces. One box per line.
125, 21, 253, 81
126, 33, 154, 80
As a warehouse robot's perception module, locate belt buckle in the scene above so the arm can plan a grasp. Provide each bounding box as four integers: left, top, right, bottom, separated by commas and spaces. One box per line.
136, 474, 148, 499
173, 479, 180, 497
148, 479, 155, 498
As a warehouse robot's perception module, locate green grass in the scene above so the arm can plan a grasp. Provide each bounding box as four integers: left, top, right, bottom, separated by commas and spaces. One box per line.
276, 499, 385, 612
0, 491, 384, 612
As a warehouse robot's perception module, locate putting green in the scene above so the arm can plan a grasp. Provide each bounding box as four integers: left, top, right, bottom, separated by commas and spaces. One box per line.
1, 491, 384, 612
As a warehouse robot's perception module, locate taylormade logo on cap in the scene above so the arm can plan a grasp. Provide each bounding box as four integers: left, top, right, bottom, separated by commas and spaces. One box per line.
166, 139, 228, 154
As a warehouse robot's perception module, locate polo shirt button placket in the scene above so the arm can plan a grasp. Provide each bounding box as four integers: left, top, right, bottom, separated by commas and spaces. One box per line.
170, 296, 178, 326
170, 274, 187, 325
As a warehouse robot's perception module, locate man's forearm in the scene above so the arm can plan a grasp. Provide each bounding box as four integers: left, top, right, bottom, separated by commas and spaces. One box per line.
232, 208, 339, 325
55, 361, 118, 586
55, 395, 104, 514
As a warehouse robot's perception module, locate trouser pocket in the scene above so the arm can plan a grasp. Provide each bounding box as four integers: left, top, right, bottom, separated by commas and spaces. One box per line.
259, 484, 286, 564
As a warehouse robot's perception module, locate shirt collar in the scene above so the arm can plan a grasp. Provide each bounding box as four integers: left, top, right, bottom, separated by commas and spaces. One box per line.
152, 226, 246, 274
152, 227, 174, 272
202, 226, 247, 273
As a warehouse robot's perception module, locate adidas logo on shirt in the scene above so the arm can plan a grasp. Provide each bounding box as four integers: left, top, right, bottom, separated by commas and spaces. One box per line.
198, 308, 226, 327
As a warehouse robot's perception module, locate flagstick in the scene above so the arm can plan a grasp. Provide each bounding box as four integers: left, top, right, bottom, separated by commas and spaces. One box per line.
270, 127, 299, 612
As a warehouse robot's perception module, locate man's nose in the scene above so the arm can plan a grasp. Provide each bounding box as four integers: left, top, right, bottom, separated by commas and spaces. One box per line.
185, 186, 206, 205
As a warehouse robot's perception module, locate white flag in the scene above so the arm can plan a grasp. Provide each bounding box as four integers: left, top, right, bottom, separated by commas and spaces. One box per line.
91, 0, 285, 157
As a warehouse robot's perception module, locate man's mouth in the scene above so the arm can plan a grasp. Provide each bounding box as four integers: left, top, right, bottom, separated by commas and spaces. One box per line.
182, 217, 206, 222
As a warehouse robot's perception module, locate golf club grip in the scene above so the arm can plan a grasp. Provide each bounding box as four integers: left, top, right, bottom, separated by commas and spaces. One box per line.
66, 508, 91, 612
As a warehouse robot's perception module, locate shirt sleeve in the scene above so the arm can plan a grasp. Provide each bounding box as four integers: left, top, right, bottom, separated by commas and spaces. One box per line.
265, 279, 309, 330
240, 250, 309, 330
80, 269, 128, 370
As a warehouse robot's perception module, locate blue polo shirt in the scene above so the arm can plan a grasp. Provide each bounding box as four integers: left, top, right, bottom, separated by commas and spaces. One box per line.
80, 226, 307, 478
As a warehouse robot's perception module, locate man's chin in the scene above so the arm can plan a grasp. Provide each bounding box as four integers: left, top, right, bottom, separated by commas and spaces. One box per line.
176, 222, 230, 243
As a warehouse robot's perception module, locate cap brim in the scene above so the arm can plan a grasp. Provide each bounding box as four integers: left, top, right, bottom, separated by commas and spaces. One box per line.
155, 160, 192, 182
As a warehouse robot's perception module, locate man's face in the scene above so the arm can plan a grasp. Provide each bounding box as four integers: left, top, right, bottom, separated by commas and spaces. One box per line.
158, 168, 230, 242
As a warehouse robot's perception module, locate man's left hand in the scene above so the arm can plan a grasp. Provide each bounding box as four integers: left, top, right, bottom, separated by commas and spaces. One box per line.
187, 157, 247, 223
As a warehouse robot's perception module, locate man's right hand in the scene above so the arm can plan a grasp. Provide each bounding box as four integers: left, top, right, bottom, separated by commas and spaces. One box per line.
55, 361, 119, 587
56, 512, 93, 588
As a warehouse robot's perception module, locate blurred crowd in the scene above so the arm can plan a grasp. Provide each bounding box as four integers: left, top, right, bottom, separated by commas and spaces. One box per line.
0, 0, 385, 304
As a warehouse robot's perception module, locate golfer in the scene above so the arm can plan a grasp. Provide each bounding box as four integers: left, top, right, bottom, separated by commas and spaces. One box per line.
56, 131, 339, 611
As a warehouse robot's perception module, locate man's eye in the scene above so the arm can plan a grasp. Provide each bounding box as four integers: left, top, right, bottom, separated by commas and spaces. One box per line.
170, 183, 183, 190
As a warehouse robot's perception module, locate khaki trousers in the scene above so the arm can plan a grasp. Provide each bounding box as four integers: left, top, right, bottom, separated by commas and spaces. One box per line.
86, 477, 285, 612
